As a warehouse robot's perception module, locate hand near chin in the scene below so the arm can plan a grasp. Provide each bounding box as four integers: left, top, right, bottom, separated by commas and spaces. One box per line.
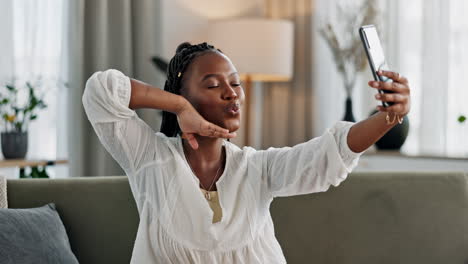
176, 102, 236, 149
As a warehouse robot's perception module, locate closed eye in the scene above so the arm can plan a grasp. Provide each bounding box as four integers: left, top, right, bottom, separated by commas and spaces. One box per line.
208, 84, 241, 88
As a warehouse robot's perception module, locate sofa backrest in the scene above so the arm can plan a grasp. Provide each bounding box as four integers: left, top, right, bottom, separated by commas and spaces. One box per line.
7, 172, 468, 264
271, 171, 468, 264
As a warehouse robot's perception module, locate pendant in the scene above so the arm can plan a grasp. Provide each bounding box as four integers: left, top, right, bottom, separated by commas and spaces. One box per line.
205, 192, 211, 201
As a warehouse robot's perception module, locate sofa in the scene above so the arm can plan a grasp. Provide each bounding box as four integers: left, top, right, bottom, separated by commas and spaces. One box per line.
6, 171, 468, 264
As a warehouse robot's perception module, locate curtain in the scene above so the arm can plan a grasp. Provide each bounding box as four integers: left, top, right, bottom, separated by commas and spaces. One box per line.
0, 1, 13, 85
0, 1, 14, 178
260, 0, 315, 148
386, 0, 468, 157
65, 0, 163, 177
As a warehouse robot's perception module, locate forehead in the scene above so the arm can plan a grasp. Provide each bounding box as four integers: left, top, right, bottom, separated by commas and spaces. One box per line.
187, 51, 238, 80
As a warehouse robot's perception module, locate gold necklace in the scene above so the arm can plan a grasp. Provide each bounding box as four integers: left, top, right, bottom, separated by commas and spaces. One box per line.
184, 143, 224, 201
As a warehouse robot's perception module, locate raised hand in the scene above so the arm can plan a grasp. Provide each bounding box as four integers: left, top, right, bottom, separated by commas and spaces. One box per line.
369, 70, 411, 117
176, 101, 236, 149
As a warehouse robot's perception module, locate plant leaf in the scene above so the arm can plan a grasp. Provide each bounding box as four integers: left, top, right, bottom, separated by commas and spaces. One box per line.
6, 84, 15, 92
459, 115, 466, 123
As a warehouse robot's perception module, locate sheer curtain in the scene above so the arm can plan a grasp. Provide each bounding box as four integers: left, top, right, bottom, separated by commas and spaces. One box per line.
386, 0, 468, 157
0, 0, 68, 178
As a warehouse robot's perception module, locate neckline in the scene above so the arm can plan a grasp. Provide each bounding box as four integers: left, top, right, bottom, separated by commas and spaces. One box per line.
178, 137, 229, 225
200, 188, 218, 193
178, 136, 230, 191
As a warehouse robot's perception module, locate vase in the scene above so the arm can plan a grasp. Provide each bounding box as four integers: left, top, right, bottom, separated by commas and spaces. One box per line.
342, 97, 356, 122
1, 131, 28, 159
370, 110, 410, 150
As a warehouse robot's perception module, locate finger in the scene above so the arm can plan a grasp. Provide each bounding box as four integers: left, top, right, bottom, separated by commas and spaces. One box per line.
376, 105, 387, 112
368, 80, 407, 93
375, 93, 407, 103
202, 123, 236, 138
378, 70, 408, 84
377, 103, 405, 113
183, 133, 199, 149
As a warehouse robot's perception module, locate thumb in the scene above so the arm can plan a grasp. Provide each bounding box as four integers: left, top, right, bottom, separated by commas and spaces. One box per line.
182, 133, 199, 150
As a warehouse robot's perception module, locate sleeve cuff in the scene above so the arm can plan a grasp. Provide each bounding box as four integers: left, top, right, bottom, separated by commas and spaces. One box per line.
109, 69, 132, 108
328, 121, 364, 172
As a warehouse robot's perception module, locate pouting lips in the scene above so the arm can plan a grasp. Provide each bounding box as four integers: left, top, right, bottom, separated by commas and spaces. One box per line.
225, 103, 240, 114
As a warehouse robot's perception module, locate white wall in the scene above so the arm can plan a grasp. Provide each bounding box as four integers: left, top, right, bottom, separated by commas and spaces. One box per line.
161, 0, 209, 58
161, 0, 264, 58
312, 0, 378, 137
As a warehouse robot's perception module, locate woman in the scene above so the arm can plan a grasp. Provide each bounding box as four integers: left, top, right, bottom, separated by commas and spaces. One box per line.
82, 42, 411, 263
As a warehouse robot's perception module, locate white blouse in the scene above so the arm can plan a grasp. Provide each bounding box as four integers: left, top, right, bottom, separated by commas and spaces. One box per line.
82, 69, 364, 263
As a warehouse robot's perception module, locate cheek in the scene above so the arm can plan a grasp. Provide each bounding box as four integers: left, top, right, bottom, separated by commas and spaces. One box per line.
182, 89, 210, 111
191, 97, 219, 117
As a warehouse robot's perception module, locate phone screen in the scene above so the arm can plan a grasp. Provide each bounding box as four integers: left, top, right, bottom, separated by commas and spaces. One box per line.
361, 26, 390, 82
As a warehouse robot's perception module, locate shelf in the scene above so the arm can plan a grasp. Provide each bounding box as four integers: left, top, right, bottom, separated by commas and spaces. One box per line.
0, 159, 68, 169
363, 148, 468, 161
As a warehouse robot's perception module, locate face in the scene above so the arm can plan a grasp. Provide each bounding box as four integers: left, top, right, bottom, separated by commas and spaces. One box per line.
180, 51, 245, 133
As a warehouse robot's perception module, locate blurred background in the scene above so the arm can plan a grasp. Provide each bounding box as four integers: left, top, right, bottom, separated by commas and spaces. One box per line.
0, 0, 467, 178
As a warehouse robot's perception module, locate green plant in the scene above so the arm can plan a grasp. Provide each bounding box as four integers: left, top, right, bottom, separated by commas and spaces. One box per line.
459, 115, 466, 124
0, 78, 65, 133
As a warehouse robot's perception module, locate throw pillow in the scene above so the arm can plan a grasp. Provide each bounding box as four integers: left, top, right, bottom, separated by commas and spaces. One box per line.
0, 203, 79, 264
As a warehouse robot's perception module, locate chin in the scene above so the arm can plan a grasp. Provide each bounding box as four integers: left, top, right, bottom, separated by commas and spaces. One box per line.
223, 119, 241, 133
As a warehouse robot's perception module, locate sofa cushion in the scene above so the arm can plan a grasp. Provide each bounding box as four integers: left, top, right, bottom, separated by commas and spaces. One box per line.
0, 203, 79, 264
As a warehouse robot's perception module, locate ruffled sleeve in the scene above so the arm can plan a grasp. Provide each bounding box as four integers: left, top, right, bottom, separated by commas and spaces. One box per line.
82, 69, 165, 211
262, 121, 363, 198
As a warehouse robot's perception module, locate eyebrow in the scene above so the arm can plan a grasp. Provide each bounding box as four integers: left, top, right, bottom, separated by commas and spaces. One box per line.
200, 72, 239, 82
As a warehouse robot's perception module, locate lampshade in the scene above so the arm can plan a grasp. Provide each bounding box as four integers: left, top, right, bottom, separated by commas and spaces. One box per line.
176, 0, 263, 20
206, 19, 294, 82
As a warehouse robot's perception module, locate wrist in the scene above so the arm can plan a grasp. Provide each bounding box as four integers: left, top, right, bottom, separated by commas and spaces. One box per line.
174, 96, 189, 115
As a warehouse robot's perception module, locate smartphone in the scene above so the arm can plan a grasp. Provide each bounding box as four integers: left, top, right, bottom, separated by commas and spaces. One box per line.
359, 25, 394, 107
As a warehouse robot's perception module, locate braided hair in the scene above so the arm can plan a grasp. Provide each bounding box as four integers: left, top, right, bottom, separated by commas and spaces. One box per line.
160, 42, 222, 137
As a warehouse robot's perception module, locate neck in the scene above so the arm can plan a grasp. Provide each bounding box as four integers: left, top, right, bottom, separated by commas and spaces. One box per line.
182, 135, 224, 167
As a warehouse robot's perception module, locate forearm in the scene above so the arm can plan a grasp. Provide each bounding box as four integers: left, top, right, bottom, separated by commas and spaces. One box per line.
128, 79, 187, 114
346, 111, 399, 153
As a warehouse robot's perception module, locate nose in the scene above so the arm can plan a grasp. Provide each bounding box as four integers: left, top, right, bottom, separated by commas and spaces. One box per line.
222, 83, 238, 101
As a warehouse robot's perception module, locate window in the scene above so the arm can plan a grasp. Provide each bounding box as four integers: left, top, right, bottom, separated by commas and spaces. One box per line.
1, 0, 67, 178
389, 0, 468, 157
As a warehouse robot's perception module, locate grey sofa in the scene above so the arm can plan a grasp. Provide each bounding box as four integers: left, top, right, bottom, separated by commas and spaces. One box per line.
6, 172, 468, 264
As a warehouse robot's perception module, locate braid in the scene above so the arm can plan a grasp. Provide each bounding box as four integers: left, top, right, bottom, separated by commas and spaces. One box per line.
160, 42, 222, 137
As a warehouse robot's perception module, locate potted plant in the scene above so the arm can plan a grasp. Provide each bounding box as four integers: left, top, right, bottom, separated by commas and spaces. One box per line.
0, 80, 48, 159
318, 0, 383, 122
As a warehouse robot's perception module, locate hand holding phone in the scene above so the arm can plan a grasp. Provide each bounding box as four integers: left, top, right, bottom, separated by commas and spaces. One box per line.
359, 25, 395, 107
